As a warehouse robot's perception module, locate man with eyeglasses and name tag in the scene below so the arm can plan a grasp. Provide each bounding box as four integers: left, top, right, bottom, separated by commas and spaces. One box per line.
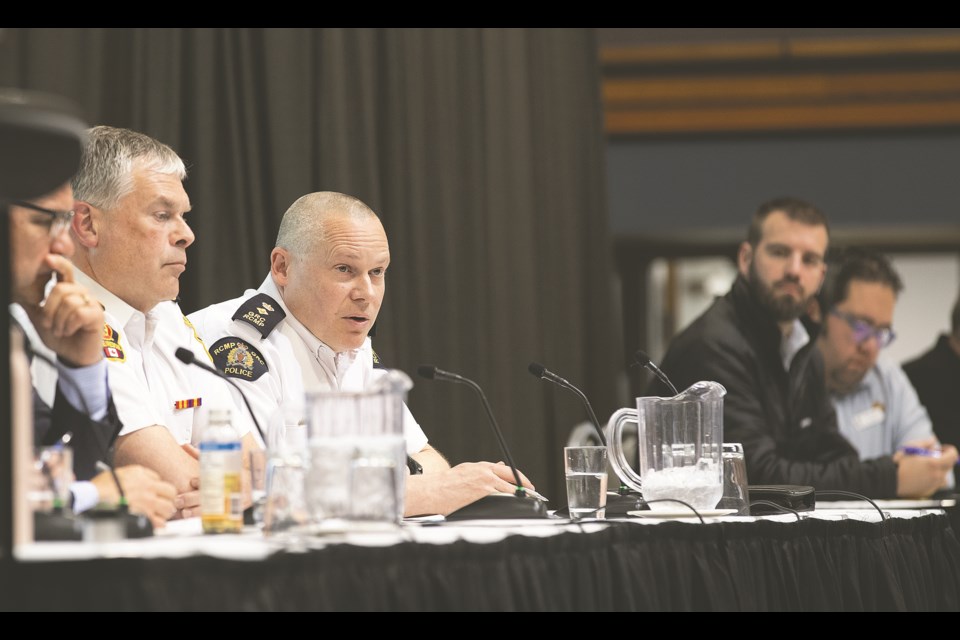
811, 248, 955, 493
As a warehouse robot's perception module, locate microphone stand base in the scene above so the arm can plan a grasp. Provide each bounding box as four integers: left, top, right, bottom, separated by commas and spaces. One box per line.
552, 491, 647, 518
444, 493, 550, 521
605, 491, 647, 517
33, 510, 82, 541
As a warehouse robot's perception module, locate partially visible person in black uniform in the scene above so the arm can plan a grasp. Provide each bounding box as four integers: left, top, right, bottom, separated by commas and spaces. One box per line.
9, 181, 176, 528
647, 197, 955, 498
904, 295, 960, 450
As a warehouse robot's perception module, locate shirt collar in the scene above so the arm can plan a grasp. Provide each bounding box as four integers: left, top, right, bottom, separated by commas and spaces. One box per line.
262, 273, 369, 367
73, 268, 142, 328
258, 274, 291, 318
781, 318, 810, 371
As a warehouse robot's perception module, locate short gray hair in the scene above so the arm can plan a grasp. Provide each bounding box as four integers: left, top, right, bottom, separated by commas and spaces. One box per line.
275, 191, 378, 257
72, 125, 186, 209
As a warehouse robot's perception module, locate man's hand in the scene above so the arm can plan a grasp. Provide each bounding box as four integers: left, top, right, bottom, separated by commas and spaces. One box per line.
173, 443, 201, 519
895, 444, 959, 498
405, 461, 536, 517
21, 255, 103, 366
90, 465, 177, 530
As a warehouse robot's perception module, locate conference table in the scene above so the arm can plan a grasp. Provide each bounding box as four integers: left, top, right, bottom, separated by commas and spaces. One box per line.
5, 505, 960, 611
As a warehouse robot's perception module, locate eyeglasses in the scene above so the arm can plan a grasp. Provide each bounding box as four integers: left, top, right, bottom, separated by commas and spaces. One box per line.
830, 308, 896, 349
9, 200, 75, 239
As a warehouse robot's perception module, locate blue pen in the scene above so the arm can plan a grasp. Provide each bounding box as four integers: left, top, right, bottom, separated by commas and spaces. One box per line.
900, 446, 942, 457
898, 446, 960, 465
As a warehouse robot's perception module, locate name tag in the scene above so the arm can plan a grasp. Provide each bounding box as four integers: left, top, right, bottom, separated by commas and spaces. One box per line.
852, 403, 885, 431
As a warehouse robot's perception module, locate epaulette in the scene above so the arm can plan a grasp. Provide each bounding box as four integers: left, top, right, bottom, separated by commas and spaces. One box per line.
231, 293, 286, 338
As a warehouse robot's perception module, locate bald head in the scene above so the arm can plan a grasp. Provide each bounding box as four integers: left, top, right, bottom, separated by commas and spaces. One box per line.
270, 191, 389, 352
275, 191, 380, 259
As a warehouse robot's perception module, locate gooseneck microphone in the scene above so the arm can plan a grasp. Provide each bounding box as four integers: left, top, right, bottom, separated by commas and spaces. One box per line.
527, 362, 606, 447
417, 365, 524, 493
176, 347, 268, 526
635, 350, 679, 396
528, 361, 646, 515
417, 364, 548, 520
175, 347, 266, 444
95, 460, 126, 505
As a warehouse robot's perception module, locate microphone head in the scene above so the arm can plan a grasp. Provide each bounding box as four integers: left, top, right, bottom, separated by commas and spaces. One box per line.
634, 350, 652, 368
174, 347, 195, 365
417, 365, 438, 380
527, 362, 547, 378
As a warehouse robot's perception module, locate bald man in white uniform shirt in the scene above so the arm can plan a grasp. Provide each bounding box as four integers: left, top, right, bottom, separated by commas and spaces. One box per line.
190, 191, 536, 517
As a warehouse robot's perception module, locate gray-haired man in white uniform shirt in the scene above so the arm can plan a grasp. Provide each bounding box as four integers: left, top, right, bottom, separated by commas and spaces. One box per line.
64, 126, 259, 519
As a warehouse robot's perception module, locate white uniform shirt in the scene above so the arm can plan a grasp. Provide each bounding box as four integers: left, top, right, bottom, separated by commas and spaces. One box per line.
71, 270, 251, 445
188, 275, 428, 455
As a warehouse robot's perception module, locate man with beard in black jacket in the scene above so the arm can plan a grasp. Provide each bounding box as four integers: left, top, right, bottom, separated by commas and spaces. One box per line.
648, 197, 955, 498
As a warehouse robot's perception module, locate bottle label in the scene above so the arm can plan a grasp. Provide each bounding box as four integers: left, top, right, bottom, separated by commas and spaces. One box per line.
201, 448, 243, 533
199, 441, 242, 452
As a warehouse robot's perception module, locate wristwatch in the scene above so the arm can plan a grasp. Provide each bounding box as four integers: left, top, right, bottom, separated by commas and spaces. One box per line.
406, 455, 423, 475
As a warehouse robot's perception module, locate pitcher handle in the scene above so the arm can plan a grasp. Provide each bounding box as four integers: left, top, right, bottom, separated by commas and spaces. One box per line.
607, 408, 644, 493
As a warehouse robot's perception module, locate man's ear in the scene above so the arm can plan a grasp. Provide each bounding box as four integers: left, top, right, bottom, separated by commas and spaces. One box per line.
737, 241, 752, 277
270, 247, 291, 286
71, 201, 98, 248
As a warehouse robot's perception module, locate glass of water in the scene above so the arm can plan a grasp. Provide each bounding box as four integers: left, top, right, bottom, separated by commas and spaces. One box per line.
718, 442, 750, 515
564, 446, 608, 519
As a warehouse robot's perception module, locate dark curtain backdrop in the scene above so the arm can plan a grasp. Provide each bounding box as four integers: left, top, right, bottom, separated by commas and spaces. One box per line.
0, 28, 622, 501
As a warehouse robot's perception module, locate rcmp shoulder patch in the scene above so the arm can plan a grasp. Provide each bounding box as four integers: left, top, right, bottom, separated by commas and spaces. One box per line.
232, 293, 286, 338
372, 349, 387, 369
102, 323, 125, 362
210, 336, 269, 381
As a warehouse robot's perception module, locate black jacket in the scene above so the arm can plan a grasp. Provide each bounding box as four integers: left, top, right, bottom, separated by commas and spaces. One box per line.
903, 335, 960, 449
648, 275, 898, 498
34, 386, 122, 481
15, 316, 123, 482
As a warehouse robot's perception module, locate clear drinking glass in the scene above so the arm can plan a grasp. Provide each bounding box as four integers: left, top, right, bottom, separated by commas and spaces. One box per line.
564, 445, 609, 519
718, 442, 750, 515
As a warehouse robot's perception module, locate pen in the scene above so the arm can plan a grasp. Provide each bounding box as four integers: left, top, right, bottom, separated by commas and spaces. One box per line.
520, 487, 549, 502
899, 446, 942, 457
898, 446, 960, 465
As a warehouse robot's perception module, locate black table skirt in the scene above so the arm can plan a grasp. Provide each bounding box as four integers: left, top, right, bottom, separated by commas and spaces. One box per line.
4, 514, 960, 611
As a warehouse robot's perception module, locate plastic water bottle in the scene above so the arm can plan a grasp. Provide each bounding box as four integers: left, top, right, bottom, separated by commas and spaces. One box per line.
200, 408, 243, 533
